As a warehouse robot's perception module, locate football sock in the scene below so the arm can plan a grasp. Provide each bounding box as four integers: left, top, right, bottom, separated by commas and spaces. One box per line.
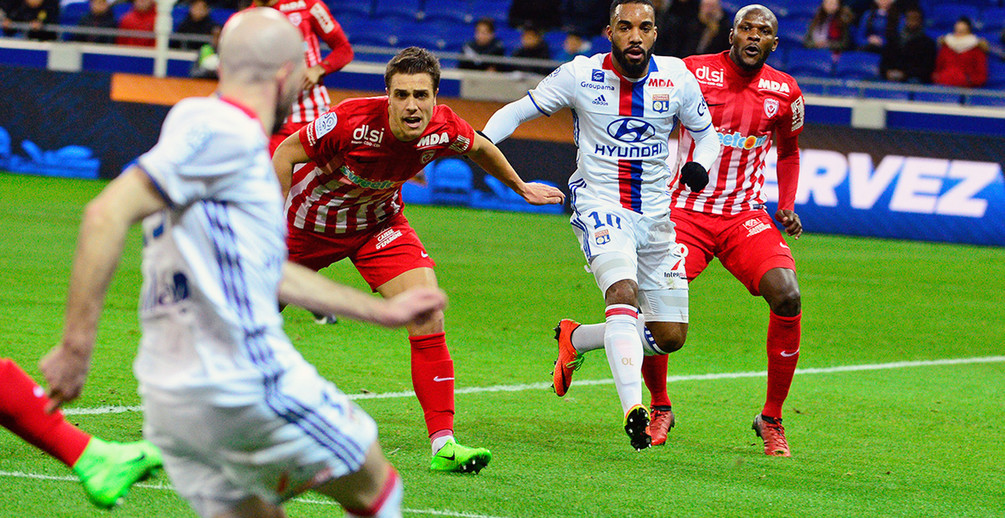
603, 305, 644, 415
409, 333, 455, 442
763, 311, 801, 419
344, 466, 403, 518
0, 358, 91, 467
430, 431, 453, 455
641, 355, 672, 408
569, 323, 605, 352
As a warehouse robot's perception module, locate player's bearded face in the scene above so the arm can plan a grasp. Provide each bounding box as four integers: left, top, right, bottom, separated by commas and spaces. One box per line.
273, 62, 305, 134
608, 4, 656, 79
728, 11, 778, 71
387, 73, 437, 142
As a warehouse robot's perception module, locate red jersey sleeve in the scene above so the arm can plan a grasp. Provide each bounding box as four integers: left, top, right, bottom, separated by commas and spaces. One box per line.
436, 106, 476, 157
774, 80, 803, 212
298, 108, 343, 164
306, 0, 353, 74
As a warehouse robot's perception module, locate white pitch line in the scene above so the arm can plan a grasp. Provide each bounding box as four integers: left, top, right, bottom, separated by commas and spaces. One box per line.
62, 355, 1005, 416
0, 471, 510, 518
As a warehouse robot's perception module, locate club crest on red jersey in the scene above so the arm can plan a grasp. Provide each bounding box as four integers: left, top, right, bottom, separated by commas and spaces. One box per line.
420, 150, 435, 164
764, 98, 779, 118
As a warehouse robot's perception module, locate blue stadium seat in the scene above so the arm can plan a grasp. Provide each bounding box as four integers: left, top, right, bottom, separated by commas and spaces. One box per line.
373, 4, 421, 23
428, 158, 473, 206
590, 34, 610, 54
862, 87, 911, 100
544, 30, 566, 56
495, 25, 521, 51
927, 4, 981, 33
980, 8, 1005, 33
911, 91, 962, 104
329, 0, 373, 18
967, 94, 1005, 107
784, 48, 834, 77
469, 0, 507, 25
833, 51, 880, 80
825, 85, 860, 98
209, 8, 235, 27
60, 0, 90, 28
987, 60, 1005, 89
423, 0, 474, 25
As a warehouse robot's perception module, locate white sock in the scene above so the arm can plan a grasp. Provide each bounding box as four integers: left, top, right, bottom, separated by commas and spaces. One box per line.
604, 304, 643, 415
431, 434, 453, 455
571, 323, 606, 352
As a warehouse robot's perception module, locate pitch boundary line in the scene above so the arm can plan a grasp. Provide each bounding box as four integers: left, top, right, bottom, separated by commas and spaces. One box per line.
62, 355, 1005, 415
0, 471, 510, 518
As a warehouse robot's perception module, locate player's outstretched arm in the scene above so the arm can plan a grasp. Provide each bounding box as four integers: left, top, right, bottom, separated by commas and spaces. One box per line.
273, 132, 311, 199
41, 167, 167, 412
464, 132, 565, 206
278, 261, 447, 328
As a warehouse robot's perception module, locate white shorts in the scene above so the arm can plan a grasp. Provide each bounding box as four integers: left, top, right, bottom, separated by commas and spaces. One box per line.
142, 362, 378, 518
571, 204, 689, 323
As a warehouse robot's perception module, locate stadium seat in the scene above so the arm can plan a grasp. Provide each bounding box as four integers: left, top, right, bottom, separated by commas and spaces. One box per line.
428, 158, 473, 206
373, 0, 422, 21
209, 8, 235, 27
863, 87, 910, 100
824, 85, 860, 98
911, 91, 962, 104
60, 0, 90, 28
329, 0, 374, 18
590, 34, 610, 54
927, 4, 981, 34
423, 0, 474, 25
980, 8, 1005, 33
833, 51, 881, 80
987, 60, 1005, 89
469, 0, 507, 25
784, 48, 834, 77
798, 81, 825, 96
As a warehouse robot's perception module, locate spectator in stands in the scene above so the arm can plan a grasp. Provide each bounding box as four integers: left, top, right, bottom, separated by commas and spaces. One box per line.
71, 0, 117, 43
508, 0, 561, 32
562, 0, 607, 40
933, 16, 988, 88
116, 0, 156, 47
660, 0, 730, 58
855, 0, 898, 53
803, 0, 854, 53
1, 0, 59, 41
459, 17, 506, 71
189, 25, 220, 79
555, 32, 593, 62
653, 0, 697, 57
172, 0, 218, 50
511, 22, 553, 76
880, 6, 934, 83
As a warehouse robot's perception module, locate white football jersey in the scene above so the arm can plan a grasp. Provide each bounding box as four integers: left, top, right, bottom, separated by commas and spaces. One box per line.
528, 53, 712, 217
135, 96, 301, 406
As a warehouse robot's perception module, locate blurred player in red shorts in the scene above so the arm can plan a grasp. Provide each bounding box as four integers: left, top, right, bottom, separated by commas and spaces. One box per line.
272, 47, 565, 473
251, 0, 353, 154
646, 4, 805, 456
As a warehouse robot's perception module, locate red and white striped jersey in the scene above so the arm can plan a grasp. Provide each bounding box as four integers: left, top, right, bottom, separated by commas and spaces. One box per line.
673, 51, 804, 215
269, 0, 353, 124
287, 97, 475, 234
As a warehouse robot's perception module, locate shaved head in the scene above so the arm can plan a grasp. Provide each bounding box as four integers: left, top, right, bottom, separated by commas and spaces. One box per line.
733, 4, 777, 31
218, 8, 303, 84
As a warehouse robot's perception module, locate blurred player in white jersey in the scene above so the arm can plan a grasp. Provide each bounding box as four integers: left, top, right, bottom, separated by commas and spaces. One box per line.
40, 9, 446, 517
641, 4, 805, 456
483, 0, 720, 450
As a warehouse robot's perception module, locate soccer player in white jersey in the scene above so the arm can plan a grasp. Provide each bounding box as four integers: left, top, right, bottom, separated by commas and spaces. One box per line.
483, 0, 720, 450
40, 9, 446, 518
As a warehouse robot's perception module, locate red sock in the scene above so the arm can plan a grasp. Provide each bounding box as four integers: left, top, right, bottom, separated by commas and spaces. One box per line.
409, 333, 454, 438
763, 312, 801, 419
641, 355, 672, 408
0, 359, 91, 467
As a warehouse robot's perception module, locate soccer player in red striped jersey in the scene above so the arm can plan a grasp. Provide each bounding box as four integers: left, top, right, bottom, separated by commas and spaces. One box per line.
643, 4, 805, 456
252, 0, 354, 154
272, 47, 565, 473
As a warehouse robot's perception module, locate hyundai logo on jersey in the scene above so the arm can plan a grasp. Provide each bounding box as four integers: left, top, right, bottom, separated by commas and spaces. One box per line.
607, 118, 656, 143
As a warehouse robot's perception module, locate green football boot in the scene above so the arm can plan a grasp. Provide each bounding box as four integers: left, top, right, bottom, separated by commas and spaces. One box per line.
429, 439, 491, 474
72, 438, 163, 509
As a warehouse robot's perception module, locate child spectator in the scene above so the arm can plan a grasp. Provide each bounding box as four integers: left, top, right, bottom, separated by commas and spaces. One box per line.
555, 32, 593, 62
116, 0, 156, 47
803, 0, 854, 52
72, 0, 117, 43
173, 0, 217, 50
459, 17, 506, 71
511, 22, 552, 75
933, 17, 988, 88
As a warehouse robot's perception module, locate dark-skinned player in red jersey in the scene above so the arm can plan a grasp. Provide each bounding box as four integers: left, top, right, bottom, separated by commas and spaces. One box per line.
552, 3, 805, 456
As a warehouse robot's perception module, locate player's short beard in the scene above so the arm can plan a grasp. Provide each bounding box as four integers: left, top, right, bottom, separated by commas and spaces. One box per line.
612, 44, 651, 78
272, 82, 298, 135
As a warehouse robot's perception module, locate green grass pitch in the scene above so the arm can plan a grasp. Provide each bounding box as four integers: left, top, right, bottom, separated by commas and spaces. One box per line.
1, 173, 1003, 517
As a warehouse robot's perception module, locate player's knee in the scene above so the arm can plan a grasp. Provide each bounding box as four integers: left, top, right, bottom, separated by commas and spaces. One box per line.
650, 325, 687, 353
604, 280, 638, 306
770, 286, 801, 316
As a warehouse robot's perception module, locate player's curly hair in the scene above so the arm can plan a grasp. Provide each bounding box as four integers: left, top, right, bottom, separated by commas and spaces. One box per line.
385, 47, 441, 91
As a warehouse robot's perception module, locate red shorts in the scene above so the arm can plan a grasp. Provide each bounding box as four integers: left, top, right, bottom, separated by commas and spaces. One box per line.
286, 212, 436, 291
269, 120, 309, 156
671, 208, 795, 296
